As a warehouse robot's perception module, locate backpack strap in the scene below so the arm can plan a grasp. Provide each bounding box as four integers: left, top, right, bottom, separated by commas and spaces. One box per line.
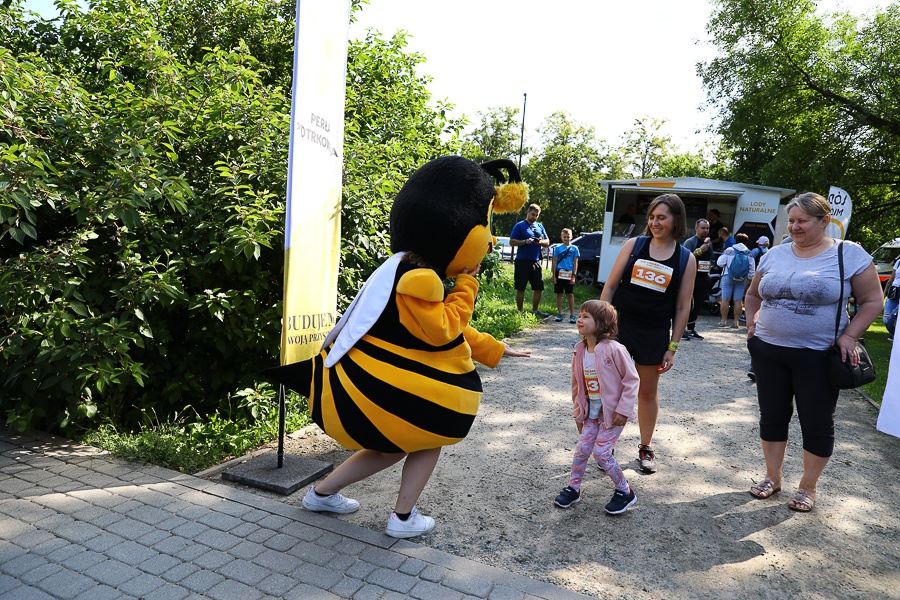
620, 236, 649, 285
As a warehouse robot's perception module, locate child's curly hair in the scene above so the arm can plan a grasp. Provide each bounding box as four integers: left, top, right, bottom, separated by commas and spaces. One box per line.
579, 299, 618, 341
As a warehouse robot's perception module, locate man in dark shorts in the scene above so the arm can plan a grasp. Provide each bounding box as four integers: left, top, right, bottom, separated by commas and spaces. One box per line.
682, 218, 713, 340
510, 203, 550, 317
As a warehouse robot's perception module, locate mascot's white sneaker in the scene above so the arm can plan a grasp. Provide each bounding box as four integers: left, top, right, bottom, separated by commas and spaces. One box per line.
385, 506, 435, 538
301, 486, 360, 514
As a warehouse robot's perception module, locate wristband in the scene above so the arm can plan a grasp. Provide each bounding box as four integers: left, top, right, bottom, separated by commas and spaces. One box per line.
668, 341, 679, 352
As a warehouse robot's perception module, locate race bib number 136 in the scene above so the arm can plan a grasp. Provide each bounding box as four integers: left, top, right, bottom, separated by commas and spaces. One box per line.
630, 259, 674, 293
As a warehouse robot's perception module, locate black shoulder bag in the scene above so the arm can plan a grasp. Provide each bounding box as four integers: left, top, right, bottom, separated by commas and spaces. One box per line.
827, 241, 876, 389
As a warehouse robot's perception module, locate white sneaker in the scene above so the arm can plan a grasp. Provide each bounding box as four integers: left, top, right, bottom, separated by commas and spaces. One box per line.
385, 506, 435, 538
301, 486, 360, 514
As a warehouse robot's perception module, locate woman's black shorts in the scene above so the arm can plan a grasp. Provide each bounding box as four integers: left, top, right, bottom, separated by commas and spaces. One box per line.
615, 314, 670, 366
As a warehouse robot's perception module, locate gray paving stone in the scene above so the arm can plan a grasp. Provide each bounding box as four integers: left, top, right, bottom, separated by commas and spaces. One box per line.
128, 504, 173, 526
206, 579, 265, 600
409, 581, 466, 600
139, 552, 183, 575
255, 572, 296, 597
142, 582, 191, 600
288, 540, 337, 566
54, 520, 104, 544
325, 552, 355, 572
194, 529, 241, 551
366, 567, 418, 594
12, 529, 56, 550
106, 517, 156, 540
398, 557, 427, 576
0, 552, 49, 577
106, 539, 159, 565
290, 561, 343, 590
344, 558, 377, 580
342, 584, 383, 600
25, 536, 69, 557
180, 568, 226, 593
0, 517, 33, 542
118, 572, 167, 597
0, 573, 20, 594
84, 559, 142, 587
218, 558, 272, 586
332, 537, 367, 557
59, 548, 106, 572
328, 575, 365, 598
227, 540, 267, 561
19, 561, 63, 585
171, 521, 210, 539
488, 585, 526, 600
283, 582, 341, 600
419, 563, 450, 583
71, 505, 124, 528
161, 562, 200, 584
192, 549, 233, 570
82, 532, 127, 552
197, 511, 243, 532
251, 549, 297, 575
136, 528, 171, 547
228, 522, 259, 538
156, 515, 189, 531
256, 514, 292, 530
279, 520, 323, 543
261, 532, 300, 552
443, 571, 494, 597
1, 584, 55, 599
360, 546, 406, 570
72, 584, 127, 600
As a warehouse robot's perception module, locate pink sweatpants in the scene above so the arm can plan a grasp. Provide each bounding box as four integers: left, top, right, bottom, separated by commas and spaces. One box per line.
569, 417, 629, 493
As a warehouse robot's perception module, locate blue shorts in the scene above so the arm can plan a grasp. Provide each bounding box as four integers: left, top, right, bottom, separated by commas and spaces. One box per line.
720, 275, 746, 301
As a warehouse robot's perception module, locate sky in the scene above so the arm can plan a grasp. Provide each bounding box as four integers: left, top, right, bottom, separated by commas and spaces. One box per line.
22, 0, 889, 152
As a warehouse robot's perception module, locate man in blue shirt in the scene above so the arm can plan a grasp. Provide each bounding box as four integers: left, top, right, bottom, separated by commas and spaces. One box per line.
510, 203, 550, 317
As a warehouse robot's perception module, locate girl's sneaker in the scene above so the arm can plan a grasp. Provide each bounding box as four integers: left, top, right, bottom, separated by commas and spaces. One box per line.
385, 506, 435, 538
553, 486, 582, 508
555, 314, 564, 322
604, 488, 637, 515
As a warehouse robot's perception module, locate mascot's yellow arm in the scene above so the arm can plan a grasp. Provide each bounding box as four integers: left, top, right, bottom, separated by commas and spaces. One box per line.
396, 270, 504, 367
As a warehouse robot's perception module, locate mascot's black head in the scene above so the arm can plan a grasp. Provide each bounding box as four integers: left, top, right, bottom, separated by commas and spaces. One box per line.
390, 156, 527, 279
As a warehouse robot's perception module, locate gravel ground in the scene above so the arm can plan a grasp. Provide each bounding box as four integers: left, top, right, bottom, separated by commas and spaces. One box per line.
213, 313, 900, 599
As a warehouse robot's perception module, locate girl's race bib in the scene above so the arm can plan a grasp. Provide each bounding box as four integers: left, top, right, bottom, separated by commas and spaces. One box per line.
558, 269, 572, 280
630, 259, 674, 293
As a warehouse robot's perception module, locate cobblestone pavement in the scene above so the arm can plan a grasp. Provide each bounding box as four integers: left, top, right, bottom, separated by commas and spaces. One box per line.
0, 428, 591, 600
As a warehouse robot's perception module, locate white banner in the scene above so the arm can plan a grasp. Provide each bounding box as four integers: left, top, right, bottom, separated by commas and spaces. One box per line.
825, 186, 852, 240
280, 0, 351, 365
877, 337, 900, 438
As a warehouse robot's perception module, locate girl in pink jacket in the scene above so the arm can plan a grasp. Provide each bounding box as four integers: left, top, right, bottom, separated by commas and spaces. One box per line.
553, 300, 641, 514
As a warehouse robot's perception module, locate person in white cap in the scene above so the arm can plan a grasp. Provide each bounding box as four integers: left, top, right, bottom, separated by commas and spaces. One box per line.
751, 236, 770, 267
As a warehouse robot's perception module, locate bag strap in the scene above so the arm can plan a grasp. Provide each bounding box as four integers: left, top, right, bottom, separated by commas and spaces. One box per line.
834, 241, 844, 345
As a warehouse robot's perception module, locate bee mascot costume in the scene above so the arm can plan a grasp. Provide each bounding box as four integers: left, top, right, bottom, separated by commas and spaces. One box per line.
264, 155, 530, 538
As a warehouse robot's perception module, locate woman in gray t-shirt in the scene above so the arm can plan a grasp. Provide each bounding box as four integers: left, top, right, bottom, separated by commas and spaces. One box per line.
743, 192, 882, 513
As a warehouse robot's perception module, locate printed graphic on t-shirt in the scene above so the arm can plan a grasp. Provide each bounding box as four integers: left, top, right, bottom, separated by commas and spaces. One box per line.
582, 353, 601, 401
760, 272, 831, 316
698, 260, 711, 273
630, 259, 675, 293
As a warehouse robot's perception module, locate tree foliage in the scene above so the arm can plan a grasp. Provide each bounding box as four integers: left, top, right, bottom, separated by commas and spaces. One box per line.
522, 112, 619, 240
699, 0, 900, 248
0, 0, 465, 433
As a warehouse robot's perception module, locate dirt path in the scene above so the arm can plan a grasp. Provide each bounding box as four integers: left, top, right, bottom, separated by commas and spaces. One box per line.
214, 314, 900, 599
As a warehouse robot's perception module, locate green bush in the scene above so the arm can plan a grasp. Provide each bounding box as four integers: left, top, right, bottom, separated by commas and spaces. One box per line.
0, 1, 467, 436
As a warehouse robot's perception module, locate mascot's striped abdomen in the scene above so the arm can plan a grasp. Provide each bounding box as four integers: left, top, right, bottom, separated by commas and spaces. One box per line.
266, 262, 491, 453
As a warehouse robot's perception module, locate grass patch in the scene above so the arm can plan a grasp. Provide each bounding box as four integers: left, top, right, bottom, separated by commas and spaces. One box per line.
861, 320, 891, 405
472, 261, 599, 339
79, 388, 311, 473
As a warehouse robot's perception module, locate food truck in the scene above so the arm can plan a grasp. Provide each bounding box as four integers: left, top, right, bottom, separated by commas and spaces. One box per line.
596, 178, 795, 287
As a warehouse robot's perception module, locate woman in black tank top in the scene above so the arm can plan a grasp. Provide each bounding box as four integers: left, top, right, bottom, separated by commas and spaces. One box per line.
600, 194, 696, 474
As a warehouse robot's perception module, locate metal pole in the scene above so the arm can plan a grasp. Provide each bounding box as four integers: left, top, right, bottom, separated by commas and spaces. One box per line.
277, 384, 285, 468
518, 93, 527, 170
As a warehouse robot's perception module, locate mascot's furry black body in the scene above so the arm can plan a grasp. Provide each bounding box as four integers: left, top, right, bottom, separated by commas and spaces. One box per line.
264, 156, 527, 453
